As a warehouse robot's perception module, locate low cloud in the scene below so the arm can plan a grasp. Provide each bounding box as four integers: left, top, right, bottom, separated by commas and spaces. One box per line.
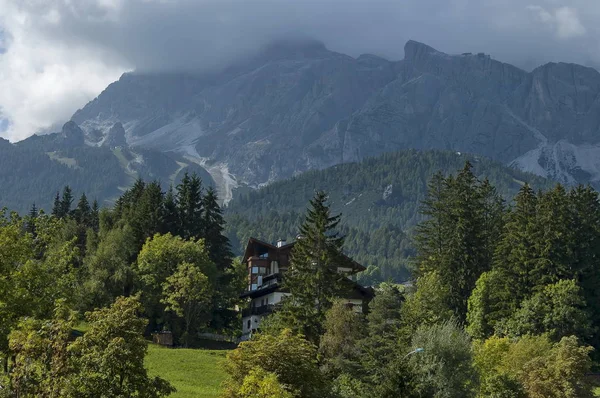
0, 0, 599, 141
528, 5, 586, 39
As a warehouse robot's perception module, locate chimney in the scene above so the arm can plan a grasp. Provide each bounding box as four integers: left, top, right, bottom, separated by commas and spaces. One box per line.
276, 239, 286, 248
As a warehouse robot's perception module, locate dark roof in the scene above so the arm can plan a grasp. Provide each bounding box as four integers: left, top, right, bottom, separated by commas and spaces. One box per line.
243, 237, 366, 272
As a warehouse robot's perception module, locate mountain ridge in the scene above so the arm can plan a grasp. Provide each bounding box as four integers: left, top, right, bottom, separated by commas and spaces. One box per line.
65, 39, 600, 197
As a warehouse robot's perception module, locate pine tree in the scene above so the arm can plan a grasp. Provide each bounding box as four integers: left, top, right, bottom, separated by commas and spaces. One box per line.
415, 162, 499, 322
415, 172, 451, 277
177, 173, 204, 239
202, 187, 236, 330
130, 181, 164, 245
26, 203, 38, 236
59, 186, 73, 218
162, 186, 179, 236
281, 191, 346, 343
74, 193, 91, 226
52, 191, 61, 218
90, 200, 100, 232
202, 187, 233, 271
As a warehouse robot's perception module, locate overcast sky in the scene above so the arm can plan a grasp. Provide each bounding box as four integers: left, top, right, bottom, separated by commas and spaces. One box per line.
1, 0, 599, 142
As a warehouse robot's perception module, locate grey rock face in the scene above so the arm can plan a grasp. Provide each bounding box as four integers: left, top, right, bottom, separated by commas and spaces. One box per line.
60, 121, 85, 147
102, 122, 127, 148
0, 137, 12, 149
71, 40, 600, 188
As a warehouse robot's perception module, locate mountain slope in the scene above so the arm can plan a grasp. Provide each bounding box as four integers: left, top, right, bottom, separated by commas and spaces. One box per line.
224, 149, 551, 283
1, 122, 215, 213
70, 39, 600, 192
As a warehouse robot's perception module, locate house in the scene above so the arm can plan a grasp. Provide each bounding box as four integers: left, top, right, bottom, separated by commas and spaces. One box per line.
240, 237, 373, 340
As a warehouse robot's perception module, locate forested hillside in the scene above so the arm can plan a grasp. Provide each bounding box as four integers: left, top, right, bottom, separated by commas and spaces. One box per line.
225, 149, 551, 283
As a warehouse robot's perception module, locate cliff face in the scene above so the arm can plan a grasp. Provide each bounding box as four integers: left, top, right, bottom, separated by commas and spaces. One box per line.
70, 40, 600, 189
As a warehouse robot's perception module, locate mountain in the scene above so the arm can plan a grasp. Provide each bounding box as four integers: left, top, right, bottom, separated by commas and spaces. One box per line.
68, 39, 600, 197
224, 149, 551, 283
0, 122, 215, 214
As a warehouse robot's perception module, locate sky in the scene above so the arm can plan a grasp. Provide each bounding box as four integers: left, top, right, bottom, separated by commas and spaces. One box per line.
0, 0, 599, 142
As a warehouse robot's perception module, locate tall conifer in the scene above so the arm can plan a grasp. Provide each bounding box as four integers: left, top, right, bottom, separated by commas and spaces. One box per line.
281, 191, 346, 343
59, 186, 73, 218
176, 173, 204, 240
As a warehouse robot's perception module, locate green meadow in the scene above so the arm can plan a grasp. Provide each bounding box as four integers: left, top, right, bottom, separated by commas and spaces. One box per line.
145, 345, 229, 398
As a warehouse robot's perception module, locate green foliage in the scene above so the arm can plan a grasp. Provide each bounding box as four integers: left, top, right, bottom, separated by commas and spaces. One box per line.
8, 301, 76, 397
409, 320, 478, 398
319, 300, 365, 377
467, 270, 509, 340
474, 334, 594, 398
416, 162, 504, 322
162, 262, 213, 346
5, 297, 174, 398
280, 191, 347, 343
401, 271, 454, 330
468, 183, 600, 347
226, 150, 549, 284
221, 329, 327, 398
82, 224, 138, 309
238, 369, 294, 398
136, 233, 217, 334
69, 296, 175, 398
501, 279, 593, 341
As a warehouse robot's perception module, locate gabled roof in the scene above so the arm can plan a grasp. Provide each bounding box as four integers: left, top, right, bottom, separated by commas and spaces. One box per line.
242, 237, 366, 272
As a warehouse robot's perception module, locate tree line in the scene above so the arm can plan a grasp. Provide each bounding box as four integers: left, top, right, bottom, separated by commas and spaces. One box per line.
225, 149, 551, 284
219, 162, 600, 398
0, 172, 242, 396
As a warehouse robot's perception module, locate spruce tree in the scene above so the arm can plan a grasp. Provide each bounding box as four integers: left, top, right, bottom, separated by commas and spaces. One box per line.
202, 187, 236, 330
74, 193, 91, 226
568, 185, 600, 350
416, 172, 452, 277
202, 187, 233, 271
162, 186, 179, 236
130, 181, 164, 245
493, 183, 538, 308
90, 200, 100, 232
415, 162, 500, 322
281, 191, 346, 343
26, 203, 38, 236
59, 186, 73, 218
52, 191, 61, 218
176, 173, 204, 240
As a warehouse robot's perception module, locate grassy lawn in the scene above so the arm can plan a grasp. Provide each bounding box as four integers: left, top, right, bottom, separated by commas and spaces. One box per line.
146, 344, 229, 398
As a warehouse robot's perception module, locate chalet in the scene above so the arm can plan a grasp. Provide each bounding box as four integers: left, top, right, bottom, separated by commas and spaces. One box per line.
240, 237, 373, 340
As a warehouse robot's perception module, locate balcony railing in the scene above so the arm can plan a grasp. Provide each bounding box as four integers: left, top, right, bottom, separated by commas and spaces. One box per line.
242, 304, 276, 317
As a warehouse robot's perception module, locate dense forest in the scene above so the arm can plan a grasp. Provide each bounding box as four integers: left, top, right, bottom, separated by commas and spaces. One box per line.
0, 158, 599, 396
222, 162, 600, 398
225, 149, 551, 283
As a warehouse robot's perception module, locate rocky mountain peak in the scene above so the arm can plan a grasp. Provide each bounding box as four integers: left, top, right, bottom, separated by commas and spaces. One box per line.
404, 40, 441, 62
102, 122, 127, 148
61, 121, 85, 147
69, 40, 600, 192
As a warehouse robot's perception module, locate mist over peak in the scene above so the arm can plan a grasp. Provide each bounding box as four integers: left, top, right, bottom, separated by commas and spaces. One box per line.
1, 0, 600, 141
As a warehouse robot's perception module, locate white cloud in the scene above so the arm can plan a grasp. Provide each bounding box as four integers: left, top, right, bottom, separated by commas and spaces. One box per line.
0, 0, 599, 141
528, 5, 586, 39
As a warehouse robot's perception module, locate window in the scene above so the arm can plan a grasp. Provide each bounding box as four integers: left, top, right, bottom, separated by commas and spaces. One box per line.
247, 320, 251, 330
251, 283, 257, 291
252, 267, 259, 274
